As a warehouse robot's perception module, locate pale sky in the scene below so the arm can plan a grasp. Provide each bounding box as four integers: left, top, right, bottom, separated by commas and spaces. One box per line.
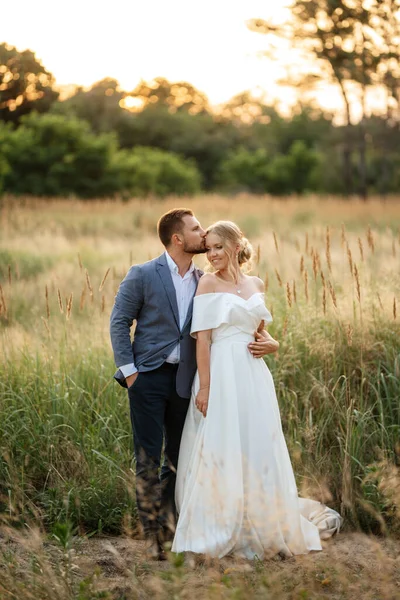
1, 0, 299, 105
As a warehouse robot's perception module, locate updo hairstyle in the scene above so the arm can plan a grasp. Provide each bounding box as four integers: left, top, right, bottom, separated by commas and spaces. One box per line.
206, 221, 253, 281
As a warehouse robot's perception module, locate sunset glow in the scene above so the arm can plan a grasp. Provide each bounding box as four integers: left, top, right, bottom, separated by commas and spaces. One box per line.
1, 0, 294, 105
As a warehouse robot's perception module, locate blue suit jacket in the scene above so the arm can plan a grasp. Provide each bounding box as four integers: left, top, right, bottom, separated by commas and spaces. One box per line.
110, 253, 202, 398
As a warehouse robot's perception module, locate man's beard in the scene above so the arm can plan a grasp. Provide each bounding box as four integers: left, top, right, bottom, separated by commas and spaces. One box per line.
183, 240, 207, 255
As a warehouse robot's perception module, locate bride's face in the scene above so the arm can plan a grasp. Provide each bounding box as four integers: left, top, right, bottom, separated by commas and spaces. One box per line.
206, 232, 231, 270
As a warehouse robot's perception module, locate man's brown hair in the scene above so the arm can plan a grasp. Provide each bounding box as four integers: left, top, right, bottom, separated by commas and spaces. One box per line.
157, 208, 194, 247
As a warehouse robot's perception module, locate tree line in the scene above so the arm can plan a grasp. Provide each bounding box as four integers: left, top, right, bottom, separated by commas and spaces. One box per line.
0, 0, 399, 199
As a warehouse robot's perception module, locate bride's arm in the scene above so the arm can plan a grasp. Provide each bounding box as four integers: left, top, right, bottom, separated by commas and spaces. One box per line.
193, 274, 216, 417
195, 329, 212, 417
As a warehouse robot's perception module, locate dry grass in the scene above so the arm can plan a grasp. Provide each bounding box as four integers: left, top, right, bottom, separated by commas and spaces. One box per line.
1, 194, 400, 598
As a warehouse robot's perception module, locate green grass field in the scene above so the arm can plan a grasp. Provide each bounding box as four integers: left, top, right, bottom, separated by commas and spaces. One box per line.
0, 194, 399, 598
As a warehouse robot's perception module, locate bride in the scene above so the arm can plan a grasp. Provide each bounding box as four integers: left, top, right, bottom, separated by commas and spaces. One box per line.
172, 221, 342, 559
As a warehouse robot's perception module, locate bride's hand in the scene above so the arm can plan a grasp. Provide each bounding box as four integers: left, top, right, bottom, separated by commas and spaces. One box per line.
196, 387, 209, 417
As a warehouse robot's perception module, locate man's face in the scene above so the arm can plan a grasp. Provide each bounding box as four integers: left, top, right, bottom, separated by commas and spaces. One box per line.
180, 215, 207, 254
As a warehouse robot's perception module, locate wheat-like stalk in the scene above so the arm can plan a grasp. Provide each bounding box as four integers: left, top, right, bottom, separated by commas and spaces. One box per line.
66, 293, 73, 320
346, 243, 353, 277
57, 289, 64, 313
255, 244, 261, 266
292, 280, 297, 304
79, 287, 86, 312
282, 315, 288, 337
264, 272, 269, 293
358, 237, 364, 261
77, 252, 83, 272
304, 270, 309, 302
99, 267, 111, 292
273, 232, 279, 254
275, 269, 283, 287
101, 294, 106, 313
0, 284, 7, 318
312, 250, 318, 281
341, 223, 346, 247
354, 264, 361, 303
299, 255, 304, 274
85, 269, 94, 301
305, 232, 309, 255
328, 280, 337, 309
45, 285, 50, 319
41, 316, 50, 335
322, 285, 327, 315
325, 226, 332, 272
8, 264, 12, 286
286, 282, 292, 308
346, 323, 353, 346
367, 225, 375, 252
394, 297, 397, 321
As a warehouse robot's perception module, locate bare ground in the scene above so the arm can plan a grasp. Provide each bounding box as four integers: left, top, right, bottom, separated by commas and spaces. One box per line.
1, 531, 400, 599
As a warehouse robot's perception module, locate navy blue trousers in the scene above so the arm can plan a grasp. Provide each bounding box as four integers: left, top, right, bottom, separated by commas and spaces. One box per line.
128, 362, 190, 539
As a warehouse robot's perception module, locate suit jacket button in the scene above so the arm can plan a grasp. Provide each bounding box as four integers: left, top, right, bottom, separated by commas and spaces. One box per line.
179, 335, 183, 340
163, 354, 167, 359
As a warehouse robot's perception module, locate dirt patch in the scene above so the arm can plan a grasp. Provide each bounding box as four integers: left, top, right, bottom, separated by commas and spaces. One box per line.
1, 531, 400, 599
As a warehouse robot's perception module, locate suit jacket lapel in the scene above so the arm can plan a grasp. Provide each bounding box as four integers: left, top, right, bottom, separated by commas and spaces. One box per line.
156, 254, 180, 328
182, 268, 203, 332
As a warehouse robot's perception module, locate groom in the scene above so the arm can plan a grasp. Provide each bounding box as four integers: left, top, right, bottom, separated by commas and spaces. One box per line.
110, 208, 275, 560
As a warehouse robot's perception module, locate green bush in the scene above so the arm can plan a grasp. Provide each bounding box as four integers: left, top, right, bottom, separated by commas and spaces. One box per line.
111, 146, 202, 197
217, 141, 319, 195
2, 113, 118, 198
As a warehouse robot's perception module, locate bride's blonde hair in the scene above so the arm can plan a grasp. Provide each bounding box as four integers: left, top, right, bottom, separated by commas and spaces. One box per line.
206, 221, 253, 283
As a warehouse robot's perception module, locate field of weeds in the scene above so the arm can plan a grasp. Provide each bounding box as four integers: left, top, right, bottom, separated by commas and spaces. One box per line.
0, 194, 399, 598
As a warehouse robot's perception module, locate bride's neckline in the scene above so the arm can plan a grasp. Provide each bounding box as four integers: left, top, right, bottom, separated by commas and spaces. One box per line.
196, 292, 264, 302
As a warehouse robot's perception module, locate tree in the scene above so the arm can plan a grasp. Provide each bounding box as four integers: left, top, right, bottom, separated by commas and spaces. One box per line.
0, 43, 59, 124
125, 77, 210, 115
248, 0, 400, 198
52, 78, 126, 133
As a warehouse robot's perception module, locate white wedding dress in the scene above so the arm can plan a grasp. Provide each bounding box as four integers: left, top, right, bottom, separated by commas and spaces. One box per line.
172, 293, 342, 559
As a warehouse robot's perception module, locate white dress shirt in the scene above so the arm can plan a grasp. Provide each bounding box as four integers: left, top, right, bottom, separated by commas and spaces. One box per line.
119, 251, 196, 377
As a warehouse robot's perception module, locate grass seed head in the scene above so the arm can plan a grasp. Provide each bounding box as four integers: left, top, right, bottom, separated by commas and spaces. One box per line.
57, 289, 64, 314
275, 269, 283, 287
45, 285, 50, 319
79, 286, 86, 312
273, 232, 279, 254
358, 237, 364, 261
367, 225, 375, 252
346, 243, 353, 277
304, 270, 309, 302
99, 267, 111, 292
66, 293, 73, 320
286, 282, 292, 308
341, 223, 346, 247
325, 226, 332, 272
354, 264, 361, 302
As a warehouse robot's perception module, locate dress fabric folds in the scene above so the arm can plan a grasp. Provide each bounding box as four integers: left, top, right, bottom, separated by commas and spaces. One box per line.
172, 293, 342, 559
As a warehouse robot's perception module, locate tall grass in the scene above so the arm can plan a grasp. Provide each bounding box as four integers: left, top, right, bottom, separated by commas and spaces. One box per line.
0, 194, 399, 539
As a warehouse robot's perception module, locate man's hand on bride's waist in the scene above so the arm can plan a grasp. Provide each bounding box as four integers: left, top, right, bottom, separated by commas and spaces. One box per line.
248, 330, 279, 358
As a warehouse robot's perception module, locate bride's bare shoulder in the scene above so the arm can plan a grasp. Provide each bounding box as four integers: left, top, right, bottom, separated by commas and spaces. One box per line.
248, 275, 265, 292
196, 273, 217, 295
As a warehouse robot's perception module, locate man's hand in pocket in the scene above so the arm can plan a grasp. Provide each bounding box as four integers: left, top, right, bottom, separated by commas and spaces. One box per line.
126, 372, 138, 389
